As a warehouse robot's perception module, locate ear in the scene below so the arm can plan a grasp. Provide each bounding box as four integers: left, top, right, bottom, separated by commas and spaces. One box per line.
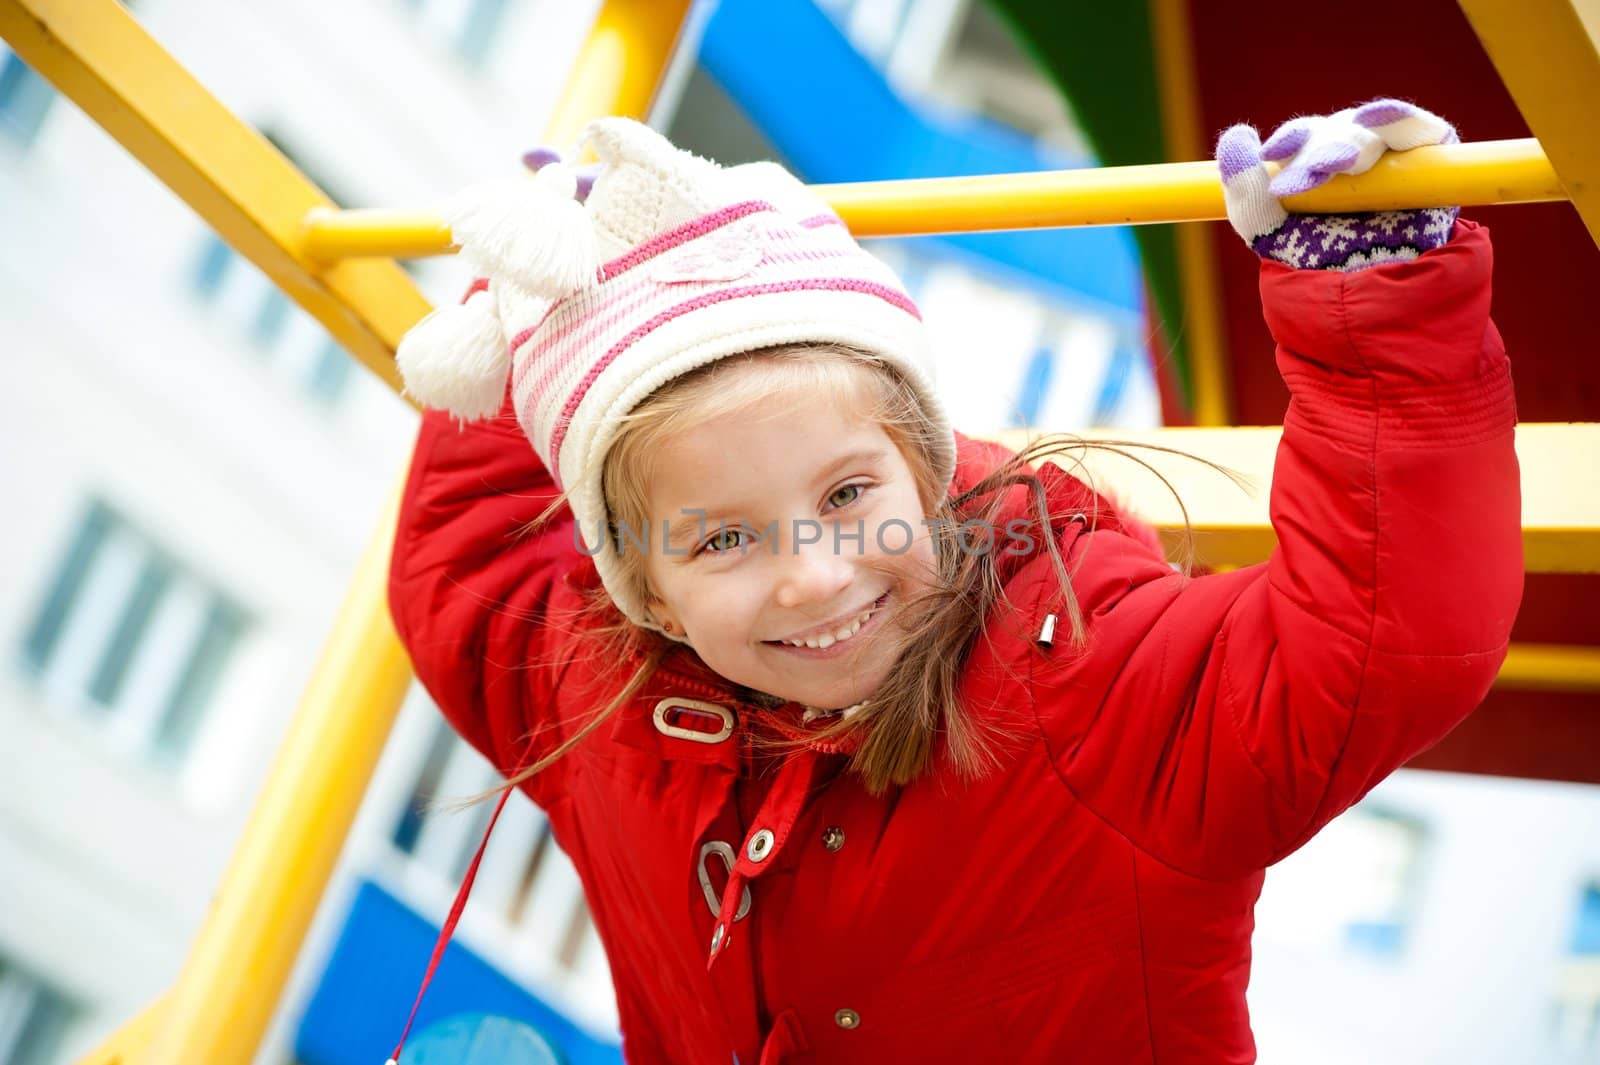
646, 597, 681, 635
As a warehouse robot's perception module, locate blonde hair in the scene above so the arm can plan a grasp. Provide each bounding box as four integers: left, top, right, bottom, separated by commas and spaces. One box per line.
495, 344, 1214, 797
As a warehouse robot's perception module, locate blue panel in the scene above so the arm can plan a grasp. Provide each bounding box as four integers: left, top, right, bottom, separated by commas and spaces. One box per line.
0, 51, 56, 145
1345, 920, 1405, 956
698, 0, 1143, 313
189, 235, 233, 300
1014, 342, 1054, 428
1092, 340, 1137, 424
295, 881, 622, 1065
407, 1014, 562, 1065
1571, 883, 1600, 956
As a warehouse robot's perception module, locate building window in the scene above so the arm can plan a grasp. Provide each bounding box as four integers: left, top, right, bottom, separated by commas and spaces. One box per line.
1337, 809, 1425, 955
186, 131, 355, 408
1556, 882, 1600, 1054
0, 45, 55, 146
0, 954, 75, 1065
304, 337, 354, 406
19, 500, 249, 769
188, 240, 354, 407
392, 719, 540, 901
1254, 804, 1427, 959
401, 0, 515, 67
391, 717, 599, 979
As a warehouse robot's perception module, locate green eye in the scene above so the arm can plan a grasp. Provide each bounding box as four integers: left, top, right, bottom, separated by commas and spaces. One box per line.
829, 484, 864, 508
701, 527, 745, 555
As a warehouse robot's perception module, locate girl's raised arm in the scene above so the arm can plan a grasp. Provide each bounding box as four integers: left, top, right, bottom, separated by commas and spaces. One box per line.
388, 392, 587, 806
1032, 103, 1523, 879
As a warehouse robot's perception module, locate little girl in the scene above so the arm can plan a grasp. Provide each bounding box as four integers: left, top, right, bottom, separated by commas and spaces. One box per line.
386, 101, 1522, 1064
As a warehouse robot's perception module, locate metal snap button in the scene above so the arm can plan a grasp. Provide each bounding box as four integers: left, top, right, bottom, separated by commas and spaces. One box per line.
822, 826, 845, 852
834, 1008, 860, 1030
746, 828, 775, 863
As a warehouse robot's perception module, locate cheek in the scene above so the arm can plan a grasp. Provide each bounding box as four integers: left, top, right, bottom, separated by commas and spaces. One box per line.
902, 532, 937, 578
871, 495, 936, 563
881, 519, 938, 588
675, 576, 764, 641
861, 494, 927, 550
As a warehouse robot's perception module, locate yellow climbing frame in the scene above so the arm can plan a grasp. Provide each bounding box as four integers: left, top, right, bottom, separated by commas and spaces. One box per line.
0, 0, 1592, 1061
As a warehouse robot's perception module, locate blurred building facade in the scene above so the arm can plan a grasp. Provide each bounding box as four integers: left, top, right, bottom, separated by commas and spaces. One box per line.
0, 2, 1597, 1065
0, 0, 602, 1059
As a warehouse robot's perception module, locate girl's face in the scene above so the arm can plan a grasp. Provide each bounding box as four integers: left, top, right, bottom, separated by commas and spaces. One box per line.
641, 382, 937, 711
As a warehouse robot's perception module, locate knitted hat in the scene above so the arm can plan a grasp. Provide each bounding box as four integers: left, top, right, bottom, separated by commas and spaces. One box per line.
397, 117, 956, 634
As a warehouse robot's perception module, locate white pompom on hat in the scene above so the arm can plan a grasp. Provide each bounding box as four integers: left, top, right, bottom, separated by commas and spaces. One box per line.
395, 118, 955, 634
395, 284, 509, 421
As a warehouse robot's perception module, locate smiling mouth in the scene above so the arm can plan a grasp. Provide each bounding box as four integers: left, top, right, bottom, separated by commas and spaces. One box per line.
764, 593, 890, 651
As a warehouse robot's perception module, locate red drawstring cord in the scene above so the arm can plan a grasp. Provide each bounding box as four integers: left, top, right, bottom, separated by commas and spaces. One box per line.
385, 781, 516, 1064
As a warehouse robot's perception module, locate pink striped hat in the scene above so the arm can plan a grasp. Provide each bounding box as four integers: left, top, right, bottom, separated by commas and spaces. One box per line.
397, 117, 955, 631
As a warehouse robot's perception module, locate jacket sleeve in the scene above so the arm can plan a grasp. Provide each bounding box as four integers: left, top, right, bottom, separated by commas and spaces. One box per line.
1035, 220, 1523, 879
388, 394, 591, 806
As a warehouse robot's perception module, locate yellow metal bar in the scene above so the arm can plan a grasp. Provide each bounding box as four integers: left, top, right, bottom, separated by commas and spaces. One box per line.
1495, 643, 1600, 693
301, 207, 454, 262
820, 138, 1563, 235
988, 422, 1600, 575
0, 0, 425, 393
1457, 0, 1600, 247
540, 0, 696, 148
298, 137, 1564, 260
1149, 0, 1232, 426
301, 207, 460, 262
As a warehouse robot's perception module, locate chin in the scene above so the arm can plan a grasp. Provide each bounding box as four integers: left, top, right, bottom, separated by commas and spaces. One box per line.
712, 644, 895, 712
775, 670, 888, 712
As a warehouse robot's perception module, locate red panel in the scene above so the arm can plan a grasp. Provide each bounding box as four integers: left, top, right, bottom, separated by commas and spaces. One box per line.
1408, 691, 1600, 785
1185, 0, 1599, 782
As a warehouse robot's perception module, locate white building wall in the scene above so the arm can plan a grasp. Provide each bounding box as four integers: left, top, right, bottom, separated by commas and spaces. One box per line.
0, 0, 600, 1059
1251, 771, 1600, 1065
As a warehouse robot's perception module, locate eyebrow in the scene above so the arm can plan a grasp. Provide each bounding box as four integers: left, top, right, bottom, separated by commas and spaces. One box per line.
817, 447, 890, 483
664, 447, 890, 547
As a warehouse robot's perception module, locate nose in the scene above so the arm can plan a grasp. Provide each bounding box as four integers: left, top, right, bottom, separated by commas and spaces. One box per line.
773, 538, 854, 610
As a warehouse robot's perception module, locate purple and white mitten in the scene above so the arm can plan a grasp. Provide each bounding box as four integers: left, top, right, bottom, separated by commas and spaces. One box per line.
1217, 99, 1460, 272
522, 146, 603, 202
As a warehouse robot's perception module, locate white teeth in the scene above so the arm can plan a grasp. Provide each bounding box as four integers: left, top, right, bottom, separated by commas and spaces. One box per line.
780, 603, 880, 649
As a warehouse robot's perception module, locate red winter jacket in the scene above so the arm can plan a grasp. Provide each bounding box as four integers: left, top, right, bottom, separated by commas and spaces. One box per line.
388, 221, 1521, 1064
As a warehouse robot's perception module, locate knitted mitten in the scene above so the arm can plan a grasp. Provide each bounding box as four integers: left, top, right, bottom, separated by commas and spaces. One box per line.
522, 146, 603, 201
1216, 99, 1460, 272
